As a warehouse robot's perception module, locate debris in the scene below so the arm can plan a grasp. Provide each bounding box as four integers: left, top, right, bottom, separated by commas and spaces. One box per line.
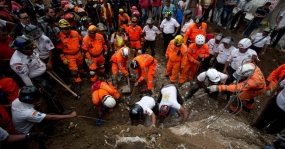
126, 127, 130, 132
68, 122, 76, 129
151, 137, 156, 143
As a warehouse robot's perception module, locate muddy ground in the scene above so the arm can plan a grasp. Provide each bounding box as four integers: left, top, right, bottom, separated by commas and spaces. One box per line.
31, 22, 285, 149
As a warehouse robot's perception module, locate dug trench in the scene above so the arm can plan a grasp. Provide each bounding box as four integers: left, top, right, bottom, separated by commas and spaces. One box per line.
31, 24, 285, 149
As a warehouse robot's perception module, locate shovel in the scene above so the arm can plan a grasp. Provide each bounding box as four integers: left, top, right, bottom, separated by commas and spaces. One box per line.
122, 77, 131, 94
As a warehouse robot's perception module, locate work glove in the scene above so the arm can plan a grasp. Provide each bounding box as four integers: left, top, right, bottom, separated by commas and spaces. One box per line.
159, 123, 164, 129
62, 58, 69, 65
207, 85, 218, 93
124, 71, 129, 77
26, 132, 48, 142
134, 82, 138, 86
172, 32, 176, 37
266, 90, 271, 97
196, 61, 201, 65
85, 58, 93, 66
209, 57, 215, 66
95, 115, 104, 126
104, 51, 108, 55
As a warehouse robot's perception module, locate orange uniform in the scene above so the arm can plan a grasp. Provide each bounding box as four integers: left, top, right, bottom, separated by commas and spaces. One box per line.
266, 63, 285, 91
56, 30, 83, 83
82, 33, 108, 82
183, 23, 207, 44
165, 40, 188, 83
118, 13, 130, 31
179, 43, 209, 83
218, 63, 266, 111
0, 105, 18, 133
110, 47, 129, 76
91, 81, 120, 110
133, 54, 157, 90
0, 77, 19, 106
126, 25, 143, 55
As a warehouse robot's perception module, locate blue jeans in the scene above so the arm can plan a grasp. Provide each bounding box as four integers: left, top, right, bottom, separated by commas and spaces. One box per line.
244, 19, 262, 37
262, 146, 275, 149
212, 7, 223, 24
221, 9, 233, 27
152, 6, 160, 19
141, 8, 148, 23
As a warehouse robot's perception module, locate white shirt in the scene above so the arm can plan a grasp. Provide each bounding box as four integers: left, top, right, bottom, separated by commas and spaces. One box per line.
227, 48, 258, 70
160, 18, 180, 34
177, 0, 189, 9
277, 80, 285, 111
35, 35, 54, 59
277, 10, 285, 28
11, 98, 46, 133
136, 96, 155, 116
10, 50, 46, 85
159, 85, 181, 110
181, 19, 194, 36
207, 39, 220, 55
251, 33, 270, 48
216, 44, 236, 64
0, 19, 6, 27
197, 71, 228, 86
236, 1, 252, 12
142, 25, 160, 41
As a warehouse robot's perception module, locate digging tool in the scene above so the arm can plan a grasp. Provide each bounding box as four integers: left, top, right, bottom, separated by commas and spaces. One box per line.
47, 71, 80, 99
251, 76, 285, 127
122, 77, 131, 94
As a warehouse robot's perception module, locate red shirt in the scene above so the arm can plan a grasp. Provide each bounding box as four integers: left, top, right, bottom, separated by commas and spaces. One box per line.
0, 37, 15, 59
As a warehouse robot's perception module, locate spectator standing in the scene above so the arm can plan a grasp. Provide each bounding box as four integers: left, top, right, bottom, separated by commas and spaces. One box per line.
221, 0, 239, 29
212, 0, 225, 25
270, 9, 285, 48
142, 18, 160, 56
139, 0, 150, 24
152, 0, 162, 21
34, 0, 45, 17
12, 12, 31, 38
162, 0, 176, 18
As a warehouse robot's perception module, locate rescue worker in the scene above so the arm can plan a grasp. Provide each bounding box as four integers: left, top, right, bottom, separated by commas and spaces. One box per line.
91, 81, 120, 125
0, 77, 19, 108
126, 17, 143, 57
159, 11, 180, 53
110, 28, 127, 52
207, 63, 266, 112
165, 35, 187, 83
186, 68, 228, 100
179, 34, 210, 86
110, 47, 130, 86
158, 83, 189, 129
118, 8, 130, 32
223, 38, 259, 83
265, 63, 285, 97
101, 0, 113, 33
56, 19, 84, 86
82, 25, 108, 82
12, 86, 77, 133
142, 18, 160, 56
63, 13, 78, 30
183, 15, 207, 45
77, 16, 91, 38
180, 10, 194, 36
22, 24, 54, 70
203, 33, 223, 69
130, 54, 157, 95
210, 37, 236, 72
129, 96, 158, 127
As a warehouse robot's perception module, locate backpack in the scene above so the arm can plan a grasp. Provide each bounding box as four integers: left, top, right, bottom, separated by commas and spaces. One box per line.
91, 80, 101, 93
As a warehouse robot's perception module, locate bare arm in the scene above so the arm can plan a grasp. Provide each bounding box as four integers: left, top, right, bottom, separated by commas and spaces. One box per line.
179, 106, 189, 124
151, 113, 156, 126
223, 61, 230, 74
44, 111, 77, 120
5, 134, 26, 143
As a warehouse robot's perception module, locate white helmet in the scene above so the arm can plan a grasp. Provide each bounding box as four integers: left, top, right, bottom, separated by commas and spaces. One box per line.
238, 38, 252, 49
221, 36, 233, 45
206, 68, 220, 82
102, 95, 116, 108
195, 34, 205, 45
121, 47, 129, 58
233, 63, 255, 80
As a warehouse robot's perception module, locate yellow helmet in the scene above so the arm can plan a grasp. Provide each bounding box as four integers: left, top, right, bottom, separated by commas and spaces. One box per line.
88, 25, 97, 33
131, 17, 137, 22
58, 19, 70, 28
174, 35, 183, 46
119, 8, 124, 13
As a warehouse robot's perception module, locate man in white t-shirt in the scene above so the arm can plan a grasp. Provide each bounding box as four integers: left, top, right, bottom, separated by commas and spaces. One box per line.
250, 27, 271, 55
270, 10, 285, 48
203, 33, 223, 69
12, 86, 77, 134
180, 10, 194, 36
223, 38, 259, 83
158, 83, 189, 128
186, 68, 228, 100
129, 96, 158, 127
142, 18, 161, 56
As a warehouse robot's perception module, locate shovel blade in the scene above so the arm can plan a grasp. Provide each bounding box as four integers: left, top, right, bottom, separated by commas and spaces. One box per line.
122, 85, 131, 93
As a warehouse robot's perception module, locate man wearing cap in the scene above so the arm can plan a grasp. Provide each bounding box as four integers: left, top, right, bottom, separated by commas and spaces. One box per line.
82, 25, 108, 82
118, 8, 130, 31
183, 15, 207, 45
270, 9, 285, 49
220, 0, 240, 30
180, 10, 194, 36
158, 83, 189, 129
243, 2, 271, 37
142, 18, 160, 56
160, 11, 180, 53
126, 17, 143, 57
250, 28, 271, 55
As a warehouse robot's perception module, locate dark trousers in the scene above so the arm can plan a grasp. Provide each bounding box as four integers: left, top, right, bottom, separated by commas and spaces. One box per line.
188, 83, 219, 99
226, 66, 236, 84
142, 40, 156, 56
230, 11, 246, 31
270, 28, 285, 47
163, 33, 174, 53
255, 97, 285, 134
113, 12, 119, 30
244, 19, 262, 37
203, 7, 214, 22
202, 54, 213, 70
250, 45, 263, 55
215, 61, 225, 72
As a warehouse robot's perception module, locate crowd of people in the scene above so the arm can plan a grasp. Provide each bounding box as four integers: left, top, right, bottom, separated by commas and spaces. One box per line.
1, 0, 285, 148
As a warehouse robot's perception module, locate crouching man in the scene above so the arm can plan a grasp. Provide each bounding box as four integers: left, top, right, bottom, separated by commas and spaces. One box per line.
158, 83, 189, 129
